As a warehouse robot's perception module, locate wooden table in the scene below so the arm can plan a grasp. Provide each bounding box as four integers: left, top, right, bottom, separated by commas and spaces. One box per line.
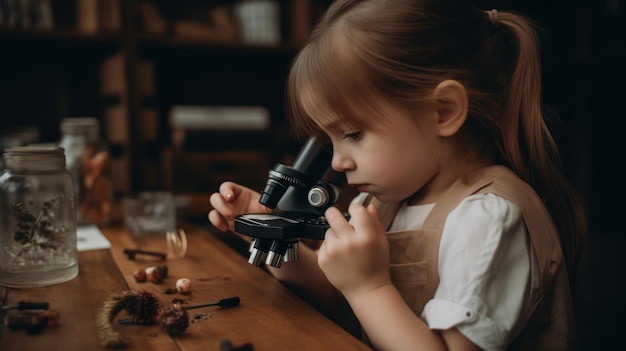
1, 222, 370, 351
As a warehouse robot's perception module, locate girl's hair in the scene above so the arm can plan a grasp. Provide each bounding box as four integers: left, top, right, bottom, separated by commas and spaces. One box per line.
287, 0, 586, 284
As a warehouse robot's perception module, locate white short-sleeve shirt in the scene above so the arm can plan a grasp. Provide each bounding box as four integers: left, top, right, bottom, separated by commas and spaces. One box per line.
361, 193, 539, 351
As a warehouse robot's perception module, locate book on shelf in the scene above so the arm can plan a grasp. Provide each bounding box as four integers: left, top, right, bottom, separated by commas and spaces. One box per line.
75, 0, 120, 33
233, 0, 281, 45
0, 0, 54, 29
97, 0, 119, 32
75, 0, 97, 32
170, 105, 270, 131
288, 0, 312, 45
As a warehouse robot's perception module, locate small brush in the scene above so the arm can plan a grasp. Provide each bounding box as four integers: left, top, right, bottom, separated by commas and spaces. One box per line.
182, 296, 240, 310
1, 301, 49, 311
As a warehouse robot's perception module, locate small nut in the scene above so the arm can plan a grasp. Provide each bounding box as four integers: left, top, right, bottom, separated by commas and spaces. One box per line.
175, 278, 192, 294
133, 268, 147, 282
149, 268, 164, 284
155, 265, 169, 278
145, 266, 156, 276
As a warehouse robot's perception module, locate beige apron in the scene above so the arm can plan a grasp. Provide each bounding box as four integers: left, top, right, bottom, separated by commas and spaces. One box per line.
362, 165, 575, 350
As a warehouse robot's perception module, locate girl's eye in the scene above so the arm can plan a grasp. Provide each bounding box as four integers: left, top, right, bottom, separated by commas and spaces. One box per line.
343, 131, 362, 141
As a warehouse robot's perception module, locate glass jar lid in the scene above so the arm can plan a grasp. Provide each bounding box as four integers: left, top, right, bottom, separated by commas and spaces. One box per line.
3, 145, 66, 171
60, 117, 99, 141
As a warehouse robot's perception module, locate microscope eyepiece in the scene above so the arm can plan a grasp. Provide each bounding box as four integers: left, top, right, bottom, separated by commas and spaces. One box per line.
291, 138, 332, 179
258, 138, 332, 211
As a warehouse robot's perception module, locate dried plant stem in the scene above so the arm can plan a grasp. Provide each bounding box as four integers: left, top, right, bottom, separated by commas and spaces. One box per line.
10, 196, 63, 265
97, 295, 130, 349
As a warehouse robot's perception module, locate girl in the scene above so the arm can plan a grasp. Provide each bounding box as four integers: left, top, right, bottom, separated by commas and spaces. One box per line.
209, 0, 586, 350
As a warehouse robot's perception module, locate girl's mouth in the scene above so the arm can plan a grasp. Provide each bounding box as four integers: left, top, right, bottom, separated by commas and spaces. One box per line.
352, 184, 369, 192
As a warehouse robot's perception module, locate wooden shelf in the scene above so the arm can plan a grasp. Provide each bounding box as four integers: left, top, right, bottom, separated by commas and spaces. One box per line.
0, 27, 120, 42
135, 33, 299, 54
0, 28, 121, 59
0, 0, 330, 195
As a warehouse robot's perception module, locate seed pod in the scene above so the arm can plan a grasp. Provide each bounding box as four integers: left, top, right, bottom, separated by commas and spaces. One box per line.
123, 290, 161, 325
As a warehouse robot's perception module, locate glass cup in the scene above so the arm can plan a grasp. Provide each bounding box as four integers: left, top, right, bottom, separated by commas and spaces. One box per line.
122, 191, 187, 261
123, 191, 176, 235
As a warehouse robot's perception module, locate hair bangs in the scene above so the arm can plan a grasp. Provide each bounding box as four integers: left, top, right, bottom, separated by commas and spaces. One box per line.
288, 30, 397, 141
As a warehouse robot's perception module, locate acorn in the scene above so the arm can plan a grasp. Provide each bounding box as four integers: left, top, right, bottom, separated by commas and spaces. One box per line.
145, 266, 156, 277
145, 266, 164, 284
133, 268, 147, 282
175, 278, 192, 294
155, 265, 169, 278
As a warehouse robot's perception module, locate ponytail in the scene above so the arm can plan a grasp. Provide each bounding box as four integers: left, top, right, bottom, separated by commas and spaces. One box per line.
497, 12, 586, 285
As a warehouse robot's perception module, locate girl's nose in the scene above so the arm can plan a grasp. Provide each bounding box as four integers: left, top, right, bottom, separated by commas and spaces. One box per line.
331, 150, 355, 172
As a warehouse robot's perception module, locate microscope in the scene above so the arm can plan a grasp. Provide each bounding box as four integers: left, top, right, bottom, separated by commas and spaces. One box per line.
234, 137, 344, 268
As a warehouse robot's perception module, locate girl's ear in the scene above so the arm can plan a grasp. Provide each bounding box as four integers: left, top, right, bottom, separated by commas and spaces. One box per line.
432, 80, 468, 137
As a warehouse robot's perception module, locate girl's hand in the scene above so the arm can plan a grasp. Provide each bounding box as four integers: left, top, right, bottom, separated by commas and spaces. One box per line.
318, 203, 391, 301
208, 181, 272, 232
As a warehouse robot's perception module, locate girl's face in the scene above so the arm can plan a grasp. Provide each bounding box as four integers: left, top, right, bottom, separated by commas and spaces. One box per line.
313, 100, 442, 203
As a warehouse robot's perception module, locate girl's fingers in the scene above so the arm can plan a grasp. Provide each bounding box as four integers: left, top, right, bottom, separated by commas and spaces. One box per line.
341, 203, 380, 239
324, 206, 353, 234
346, 204, 371, 233
209, 192, 233, 217
208, 210, 228, 232
218, 182, 236, 202
361, 204, 384, 234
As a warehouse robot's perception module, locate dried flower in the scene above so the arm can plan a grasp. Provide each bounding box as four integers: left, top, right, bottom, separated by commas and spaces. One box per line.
11, 195, 68, 263
159, 303, 189, 336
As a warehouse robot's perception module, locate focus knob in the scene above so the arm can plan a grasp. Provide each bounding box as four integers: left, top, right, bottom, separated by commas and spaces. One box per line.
307, 183, 341, 209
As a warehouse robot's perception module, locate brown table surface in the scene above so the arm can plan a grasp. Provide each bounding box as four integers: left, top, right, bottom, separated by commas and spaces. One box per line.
1, 222, 370, 351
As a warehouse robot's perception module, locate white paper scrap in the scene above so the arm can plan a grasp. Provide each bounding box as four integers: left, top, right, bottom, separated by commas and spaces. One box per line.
77, 225, 111, 251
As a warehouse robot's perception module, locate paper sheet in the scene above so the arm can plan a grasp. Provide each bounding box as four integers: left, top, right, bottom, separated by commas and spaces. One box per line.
77, 225, 111, 251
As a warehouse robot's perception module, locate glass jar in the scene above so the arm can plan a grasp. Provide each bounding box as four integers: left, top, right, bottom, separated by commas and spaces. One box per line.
0, 146, 79, 287
58, 117, 113, 225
